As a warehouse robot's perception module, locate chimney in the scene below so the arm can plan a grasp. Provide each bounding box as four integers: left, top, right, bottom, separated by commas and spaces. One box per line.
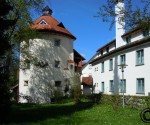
115, 0, 125, 48
42, 5, 53, 16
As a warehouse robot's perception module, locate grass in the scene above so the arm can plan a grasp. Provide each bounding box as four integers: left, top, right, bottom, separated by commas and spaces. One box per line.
3, 102, 146, 125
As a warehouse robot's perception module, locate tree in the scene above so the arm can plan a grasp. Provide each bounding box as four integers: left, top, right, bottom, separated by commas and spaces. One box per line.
97, 0, 150, 30
71, 73, 82, 104
0, 0, 17, 120
0, 0, 47, 121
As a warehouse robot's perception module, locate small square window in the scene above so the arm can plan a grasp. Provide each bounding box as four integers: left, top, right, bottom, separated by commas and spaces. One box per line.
143, 29, 149, 37
24, 81, 28, 86
70, 64, 74, 69
54, 39, 60, 47
55, 60, 60, 68
55, 81, 61, 87
126, 36, 131, 43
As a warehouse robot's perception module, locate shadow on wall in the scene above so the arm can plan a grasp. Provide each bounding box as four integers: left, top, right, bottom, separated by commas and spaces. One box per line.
21, 37, 73, 103
113, 56, 120, 94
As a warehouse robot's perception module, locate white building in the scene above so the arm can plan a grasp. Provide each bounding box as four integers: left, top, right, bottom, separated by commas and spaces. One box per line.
19, 6, 77, 103
82, 1, 150, 96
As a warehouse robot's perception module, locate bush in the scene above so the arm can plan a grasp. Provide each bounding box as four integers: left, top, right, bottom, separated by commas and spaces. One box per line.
100, 94, 150, 110
91, 93, 103, 104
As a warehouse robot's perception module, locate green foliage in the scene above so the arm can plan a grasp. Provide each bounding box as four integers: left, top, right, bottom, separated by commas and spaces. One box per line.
110, 94, 121, 111
0, 0, 48, 122
71, 73, 82, 104
53, 90, 64, 103
91, 93, 103, 104
97, 0, 150, 30
100, 94, 150, 110
125, 96, 150, 110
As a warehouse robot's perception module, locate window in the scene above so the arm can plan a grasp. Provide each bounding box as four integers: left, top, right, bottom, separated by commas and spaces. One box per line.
120, 79, 126, 93
55, 60, 60, 68
95, 67, 98, 71
126, 36, 131, 43
143, 29, 149, 37
120, 54, 126, 65
101, 82, 105, 93
39, 20, 48, 24
109, 59, 113, 71
101, 62, 104, 73
106, 47, 109, 53
109, 80, 114, 92
136, 49, 144, 65
97, 52, 100, 57
54, 39, 60, 46
55, 81, 61, 87
101, 50, 103, 56
136, 78, 144, 94
24, 81, 28, 86
89, 64, 92, 69
70, 64, 74, 69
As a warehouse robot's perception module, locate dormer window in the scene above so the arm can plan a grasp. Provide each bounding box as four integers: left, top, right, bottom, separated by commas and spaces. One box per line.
39, 20, 48, 24
101, 50, 103, 56
143, 29, 149, 37
126, 35, 131, 43
106, 47, 109, 53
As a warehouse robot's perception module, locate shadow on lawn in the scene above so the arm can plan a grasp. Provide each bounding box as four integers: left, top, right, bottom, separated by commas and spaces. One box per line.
5, 102, 94, 124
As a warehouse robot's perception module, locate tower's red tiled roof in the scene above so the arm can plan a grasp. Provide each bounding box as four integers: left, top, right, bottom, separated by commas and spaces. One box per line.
31, 16, 76, 39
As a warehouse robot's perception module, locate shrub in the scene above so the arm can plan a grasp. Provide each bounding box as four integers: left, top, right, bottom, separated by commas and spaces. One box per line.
71, 73, 82, 104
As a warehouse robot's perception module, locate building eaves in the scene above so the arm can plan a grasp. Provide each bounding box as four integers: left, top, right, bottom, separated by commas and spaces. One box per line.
121, 26, 141, 37
90, 36, 150, 65
96, 39, 116, 52
74, 49, 85, 60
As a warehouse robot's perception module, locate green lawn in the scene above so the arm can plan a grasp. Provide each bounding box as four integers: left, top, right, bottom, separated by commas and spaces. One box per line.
4, 102, 146, 125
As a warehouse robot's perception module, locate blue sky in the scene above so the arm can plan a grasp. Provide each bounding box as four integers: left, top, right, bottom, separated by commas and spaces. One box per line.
32, 0, 142, 62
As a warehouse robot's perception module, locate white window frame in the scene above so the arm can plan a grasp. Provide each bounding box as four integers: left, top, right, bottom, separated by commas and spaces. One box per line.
136, 49, 144, 65
136, 78, 145, 94
120, 79, 126, 93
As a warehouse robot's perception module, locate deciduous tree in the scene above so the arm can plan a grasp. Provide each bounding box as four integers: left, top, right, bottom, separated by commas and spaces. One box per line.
97, 0, 150, 30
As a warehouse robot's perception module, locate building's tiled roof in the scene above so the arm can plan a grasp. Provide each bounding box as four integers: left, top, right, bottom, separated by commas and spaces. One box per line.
74, 49, 85, 61
82, 77, 93, 86
31, 16, 76, 39
77, 62, 86, 67
67, 60, 74, 63
90, 36, 150, 65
